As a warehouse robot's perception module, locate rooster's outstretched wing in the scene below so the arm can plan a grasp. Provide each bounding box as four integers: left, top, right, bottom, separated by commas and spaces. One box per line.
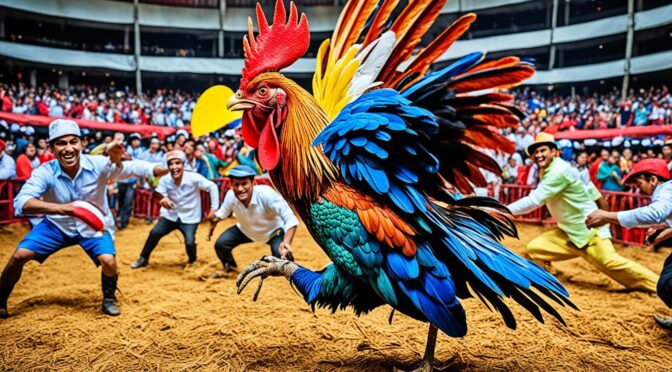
312, 0, 532, 193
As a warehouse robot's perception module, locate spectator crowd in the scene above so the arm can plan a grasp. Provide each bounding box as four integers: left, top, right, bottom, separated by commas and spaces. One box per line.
2, 81, 672, 198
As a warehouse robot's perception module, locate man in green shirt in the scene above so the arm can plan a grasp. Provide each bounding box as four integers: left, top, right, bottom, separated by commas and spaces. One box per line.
507, 133, 658, 292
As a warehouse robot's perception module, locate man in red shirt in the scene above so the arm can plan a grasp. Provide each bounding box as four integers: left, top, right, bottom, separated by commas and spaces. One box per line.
589, 149, 609, 188
15, 143, 40, 179
36, 138, 55, 163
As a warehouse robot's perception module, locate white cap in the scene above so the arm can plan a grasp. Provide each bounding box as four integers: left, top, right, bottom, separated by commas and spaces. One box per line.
49, 119, 81, 142
176, 129, 189, 138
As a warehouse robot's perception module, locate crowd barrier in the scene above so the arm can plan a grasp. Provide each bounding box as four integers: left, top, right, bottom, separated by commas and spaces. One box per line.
132, 177, 273, 219
0, 178, 653, 246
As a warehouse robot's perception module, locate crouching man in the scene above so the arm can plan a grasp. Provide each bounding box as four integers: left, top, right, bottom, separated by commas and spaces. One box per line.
586, 159, 672, 330
131, 150, 219, 269
0, 119, 167, 318
207, 165, 298, 277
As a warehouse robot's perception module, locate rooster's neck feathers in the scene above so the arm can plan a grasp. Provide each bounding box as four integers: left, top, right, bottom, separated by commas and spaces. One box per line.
262, 73, 338, 203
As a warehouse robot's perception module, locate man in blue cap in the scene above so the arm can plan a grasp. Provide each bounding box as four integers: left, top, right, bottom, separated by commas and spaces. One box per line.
207, 165, 298, 277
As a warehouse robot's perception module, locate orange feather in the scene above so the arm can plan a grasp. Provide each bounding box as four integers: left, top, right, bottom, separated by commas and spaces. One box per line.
323, 184, 417, 256
448, 65, 535, 93
379, 0, 449, 83
361, 0, 400, 47
464, 56, 521, 75
393, 13, 477, 89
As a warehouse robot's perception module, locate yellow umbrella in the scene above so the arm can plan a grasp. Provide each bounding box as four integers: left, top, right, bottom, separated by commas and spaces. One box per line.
191, 85, 242, 137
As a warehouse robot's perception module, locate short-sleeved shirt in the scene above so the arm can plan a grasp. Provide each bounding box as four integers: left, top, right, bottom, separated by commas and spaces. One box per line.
155, 172, 219, 224
14, 155, 156, 238
214, 185, 299, 242
508, 157, 611, 247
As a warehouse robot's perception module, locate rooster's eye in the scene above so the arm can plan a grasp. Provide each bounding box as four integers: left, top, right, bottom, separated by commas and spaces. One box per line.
259, 87, 268, 95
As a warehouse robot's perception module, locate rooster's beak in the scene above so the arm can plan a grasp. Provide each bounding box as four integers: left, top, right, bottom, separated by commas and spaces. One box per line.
227, 90, 256, 111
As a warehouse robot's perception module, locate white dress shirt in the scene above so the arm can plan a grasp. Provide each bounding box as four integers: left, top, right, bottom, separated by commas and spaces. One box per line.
14, 155, 156, 238
0, 152, 16, 180
155, 172, 219, 224
617, 180, 672, 229
214, 185, 299, 242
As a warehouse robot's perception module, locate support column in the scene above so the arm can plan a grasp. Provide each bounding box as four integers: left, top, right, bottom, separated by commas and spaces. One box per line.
58, 72, 69, 90
124, 26, 130, 51
622, 0, 634, 100
134, 0, 142, 93
218, 0, 226, 58
0, 14, 5, 39
30, 70, 37, 87
564, 0, 570, 26
549, 0, 559, 70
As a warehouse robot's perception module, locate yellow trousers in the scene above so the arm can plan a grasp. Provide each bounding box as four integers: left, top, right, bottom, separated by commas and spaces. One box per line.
527, 228, 659, 292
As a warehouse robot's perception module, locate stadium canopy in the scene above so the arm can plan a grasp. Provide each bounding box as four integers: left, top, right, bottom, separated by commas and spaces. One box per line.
0, 112, 186, 139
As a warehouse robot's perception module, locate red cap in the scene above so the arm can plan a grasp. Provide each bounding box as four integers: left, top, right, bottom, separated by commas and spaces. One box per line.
0, 139, 5, 153
622, 159, 671, 184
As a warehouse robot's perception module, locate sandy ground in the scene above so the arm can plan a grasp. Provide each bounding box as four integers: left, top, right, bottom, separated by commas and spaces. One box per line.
0, 219, 670, 371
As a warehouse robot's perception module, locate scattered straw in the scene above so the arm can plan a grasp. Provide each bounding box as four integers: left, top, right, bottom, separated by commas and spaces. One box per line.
0, 221, 670, 371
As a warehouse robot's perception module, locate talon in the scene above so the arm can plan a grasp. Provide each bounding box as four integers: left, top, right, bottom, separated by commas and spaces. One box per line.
253, 277, 264, 302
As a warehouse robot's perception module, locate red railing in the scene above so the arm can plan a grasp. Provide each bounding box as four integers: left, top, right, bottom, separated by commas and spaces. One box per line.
0, 178, 653, 246
132, 177, 273, 219
0, 179, 26, 224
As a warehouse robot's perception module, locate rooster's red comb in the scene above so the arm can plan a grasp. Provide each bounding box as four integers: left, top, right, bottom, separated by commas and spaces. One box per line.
241, 0, 310, 90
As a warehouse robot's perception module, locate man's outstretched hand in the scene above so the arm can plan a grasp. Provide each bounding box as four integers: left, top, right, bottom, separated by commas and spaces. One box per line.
585, 209, 616, 229
106, 142, 125, 166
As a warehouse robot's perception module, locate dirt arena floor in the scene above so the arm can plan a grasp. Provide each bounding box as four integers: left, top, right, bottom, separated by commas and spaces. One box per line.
0, 219, 671, 371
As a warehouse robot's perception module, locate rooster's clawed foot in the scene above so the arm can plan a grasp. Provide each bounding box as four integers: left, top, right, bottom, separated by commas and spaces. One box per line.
236, 256, 298, 301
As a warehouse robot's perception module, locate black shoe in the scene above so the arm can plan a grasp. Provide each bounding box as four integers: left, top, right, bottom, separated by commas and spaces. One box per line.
224, 263, 236, 273
653, 314, 672, 330
102, 299, 120, 316
0, 286, 12, 319
101, 273, 121, 316
130, 257, 149, 269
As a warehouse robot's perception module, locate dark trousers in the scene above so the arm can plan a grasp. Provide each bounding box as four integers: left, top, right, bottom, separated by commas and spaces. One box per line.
117, 183, 136, 228
658, 252, 672, 308
214, 225, 283, 268
140, 217, 198, 263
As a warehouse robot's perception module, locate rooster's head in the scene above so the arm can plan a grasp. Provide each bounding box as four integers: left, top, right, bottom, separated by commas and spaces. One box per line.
227, 0, 309, 171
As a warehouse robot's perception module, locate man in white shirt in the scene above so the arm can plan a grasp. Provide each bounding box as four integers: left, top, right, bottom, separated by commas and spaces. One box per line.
0, 140, 16, 180
0, 119, 167, 318
586, 159, 672, 330
208, 165, 298, 276
131, 150, 219, 269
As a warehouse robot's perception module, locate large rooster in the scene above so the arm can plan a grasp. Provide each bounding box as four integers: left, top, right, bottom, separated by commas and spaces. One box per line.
198, 0, 576, 370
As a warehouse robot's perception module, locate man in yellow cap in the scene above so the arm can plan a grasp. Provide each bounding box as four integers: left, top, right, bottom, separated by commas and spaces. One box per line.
507, 132, 658, 292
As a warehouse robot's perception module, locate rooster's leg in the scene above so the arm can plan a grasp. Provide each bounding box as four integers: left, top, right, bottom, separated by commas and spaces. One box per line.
394, 324, 438, 372
236, 256, 297, 300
